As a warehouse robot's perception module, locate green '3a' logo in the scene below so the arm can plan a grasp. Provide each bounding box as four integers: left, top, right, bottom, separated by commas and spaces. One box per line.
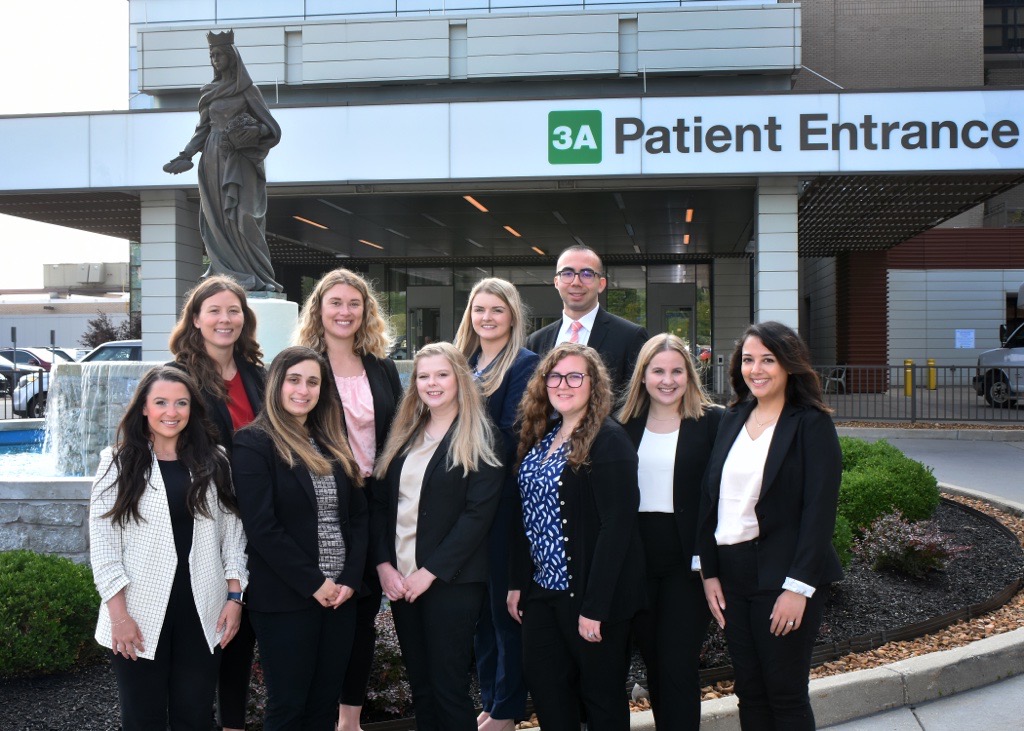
549, 111, 602, 164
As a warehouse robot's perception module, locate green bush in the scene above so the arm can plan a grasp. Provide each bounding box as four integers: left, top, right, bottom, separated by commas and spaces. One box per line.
832, 514, 854, 568
837, 438, 940, 531
0, 550, 103, 678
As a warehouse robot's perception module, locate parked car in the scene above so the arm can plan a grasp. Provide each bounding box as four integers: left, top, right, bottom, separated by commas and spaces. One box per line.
0, 355, 43, 397
0, 347, 73, 373
973, 322, 1024, 407
12, 340, 143, 418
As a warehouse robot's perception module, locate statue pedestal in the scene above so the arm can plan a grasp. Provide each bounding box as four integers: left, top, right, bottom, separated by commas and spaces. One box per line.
249, 293, 298, 363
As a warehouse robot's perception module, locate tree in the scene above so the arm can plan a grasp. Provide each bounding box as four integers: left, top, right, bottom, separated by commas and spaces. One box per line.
79, 312, 141, 349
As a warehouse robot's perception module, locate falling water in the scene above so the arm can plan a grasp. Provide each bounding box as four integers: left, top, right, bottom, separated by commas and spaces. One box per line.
44, 361, 158, 477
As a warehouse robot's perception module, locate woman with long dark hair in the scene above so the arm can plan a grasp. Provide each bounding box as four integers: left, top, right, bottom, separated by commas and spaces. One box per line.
371, 342, 504, 731
509, 343, 644, 731
294, 267, 403, 731
90, 366, 246, 731
618, 334, 722, 730
168, 274, 265, 731
697, 321, 842, 730
454, 277, 538, 731
232, 346, 368, 731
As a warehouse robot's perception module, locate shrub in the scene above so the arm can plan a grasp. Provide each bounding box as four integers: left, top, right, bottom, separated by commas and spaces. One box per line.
854, 511, 968, 579
832, 514, 854, 568
0, 550, 103, 678
838, 438, 940, 531
363, 606, 413, 720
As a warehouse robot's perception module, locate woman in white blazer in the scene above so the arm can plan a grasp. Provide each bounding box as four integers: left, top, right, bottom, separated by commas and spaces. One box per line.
90, 365, 248, 731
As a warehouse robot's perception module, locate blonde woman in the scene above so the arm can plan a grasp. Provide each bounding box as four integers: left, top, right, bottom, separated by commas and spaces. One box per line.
371, 342, 504, 731
454, 278, 538, 731
231, 346, 367, 731
294, 268, 402, 731
618, 334, 723, 730
508, 343, 644, 731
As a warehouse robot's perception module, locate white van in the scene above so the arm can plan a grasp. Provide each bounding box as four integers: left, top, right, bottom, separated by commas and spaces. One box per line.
973, 322, 1024, 407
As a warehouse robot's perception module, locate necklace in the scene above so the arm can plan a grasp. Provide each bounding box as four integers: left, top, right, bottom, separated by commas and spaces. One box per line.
648, 414, 680, 423
753, 408, 779, 429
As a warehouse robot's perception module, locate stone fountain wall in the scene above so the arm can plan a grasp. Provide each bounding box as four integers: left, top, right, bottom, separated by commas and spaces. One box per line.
0, 479, 92, 563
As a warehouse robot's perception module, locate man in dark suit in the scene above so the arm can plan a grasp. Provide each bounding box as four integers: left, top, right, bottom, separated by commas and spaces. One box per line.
527, 245, 648, 393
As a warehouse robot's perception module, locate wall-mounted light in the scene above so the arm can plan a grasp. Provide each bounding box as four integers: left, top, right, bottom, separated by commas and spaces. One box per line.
463, 195, 488, 212
685, 208, 694, 223
358, 239, 384, 250
503, 225, 522, 238
531, 246, 545, 255
683, 234, 690, 245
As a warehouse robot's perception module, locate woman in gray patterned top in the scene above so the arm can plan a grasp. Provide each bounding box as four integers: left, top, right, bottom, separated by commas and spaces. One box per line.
232, 346, 368, 731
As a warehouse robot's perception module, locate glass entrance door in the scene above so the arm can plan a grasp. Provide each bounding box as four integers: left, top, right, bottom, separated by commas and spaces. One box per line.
662, 307, 695, 350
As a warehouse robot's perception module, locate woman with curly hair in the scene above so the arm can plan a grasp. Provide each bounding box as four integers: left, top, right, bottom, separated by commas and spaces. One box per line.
167, 275, 265, 731
508, 343, 644, 731
231, 346, 368, 731
618, 334, 723, 730
294, 268, 403, 731
697, 321, 842, 730
454, 278, 538, 731
89, 366, 246, 731
371, 342, 504, 731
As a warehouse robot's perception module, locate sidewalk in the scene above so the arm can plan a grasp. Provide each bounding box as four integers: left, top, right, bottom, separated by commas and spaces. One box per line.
628, 427, 1024, 731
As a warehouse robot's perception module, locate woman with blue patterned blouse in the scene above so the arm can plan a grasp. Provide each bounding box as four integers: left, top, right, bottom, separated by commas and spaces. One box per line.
508, 343, 645, 731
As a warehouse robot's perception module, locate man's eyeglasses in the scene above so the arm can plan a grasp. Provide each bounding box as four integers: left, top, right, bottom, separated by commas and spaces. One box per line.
556, 268, 602, 284
545, 371, 588, 388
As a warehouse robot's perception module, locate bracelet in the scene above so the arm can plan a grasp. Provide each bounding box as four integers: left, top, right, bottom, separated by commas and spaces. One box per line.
227, 590, 245, 606
228, 598, 244, 606
111, 616, 131, 627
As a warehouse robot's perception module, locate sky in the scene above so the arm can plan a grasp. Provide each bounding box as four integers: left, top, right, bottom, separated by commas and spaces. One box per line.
0, 2, 130, 291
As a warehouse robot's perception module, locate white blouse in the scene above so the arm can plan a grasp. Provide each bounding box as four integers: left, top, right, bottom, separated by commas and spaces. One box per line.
637, 428, 677, 513
714, 423, 775, 546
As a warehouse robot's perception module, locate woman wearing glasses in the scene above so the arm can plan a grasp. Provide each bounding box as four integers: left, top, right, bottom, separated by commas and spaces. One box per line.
618, 334, 723, 730
508, 343, 644, 731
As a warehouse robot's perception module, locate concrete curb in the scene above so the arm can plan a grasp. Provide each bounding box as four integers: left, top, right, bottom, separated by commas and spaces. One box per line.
624, 483, 1024, 731
836, 426, 1024, 442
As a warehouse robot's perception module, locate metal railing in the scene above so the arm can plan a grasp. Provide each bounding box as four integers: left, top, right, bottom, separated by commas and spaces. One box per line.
705, 364, 1024, 424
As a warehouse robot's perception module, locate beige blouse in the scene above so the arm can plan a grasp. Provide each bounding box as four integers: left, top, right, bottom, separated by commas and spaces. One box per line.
395, 431, 442, 577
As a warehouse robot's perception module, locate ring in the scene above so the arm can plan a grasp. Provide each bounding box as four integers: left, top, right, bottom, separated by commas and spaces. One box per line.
587, 632, 595, 638
787, 621, 795, 626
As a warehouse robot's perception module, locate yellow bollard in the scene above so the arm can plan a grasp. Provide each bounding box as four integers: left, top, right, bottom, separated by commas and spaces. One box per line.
927, 358, 937, 391
904, 359, 914, 397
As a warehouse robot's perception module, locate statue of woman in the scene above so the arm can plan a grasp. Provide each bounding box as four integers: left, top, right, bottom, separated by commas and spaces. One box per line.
165, 30, 283, 292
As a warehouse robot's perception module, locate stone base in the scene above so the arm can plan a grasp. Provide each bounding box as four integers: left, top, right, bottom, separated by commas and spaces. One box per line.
250, 296, 299, 363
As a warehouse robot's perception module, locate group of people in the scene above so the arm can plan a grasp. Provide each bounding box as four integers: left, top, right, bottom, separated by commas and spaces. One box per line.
89, 243, 842, 731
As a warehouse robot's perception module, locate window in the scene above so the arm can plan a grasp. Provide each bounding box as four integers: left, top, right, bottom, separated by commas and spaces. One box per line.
985, 1, 1024, 53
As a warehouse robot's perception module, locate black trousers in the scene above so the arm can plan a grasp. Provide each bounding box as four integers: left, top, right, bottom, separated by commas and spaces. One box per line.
249, 602, 357, 731
339, 584, 382, 706
521, 588, 632, 731
110, 583, 221, 731
474, 490, 527, 720
217, 606, 256, 728
390, 581, 485, 731
633, 513, 710, 731
718, 541, 826, 731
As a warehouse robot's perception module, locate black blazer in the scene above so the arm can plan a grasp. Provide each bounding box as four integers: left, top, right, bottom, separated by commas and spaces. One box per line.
325, 353, 403, 457
370, 426, 504, 585
510, 418, 646, 623
621, 404, 724, 559
526, 308, 648, 394
166, 358, 267, 452
474, 347, 540, 468
232, 427, 369, 613
696, 402, 843, 592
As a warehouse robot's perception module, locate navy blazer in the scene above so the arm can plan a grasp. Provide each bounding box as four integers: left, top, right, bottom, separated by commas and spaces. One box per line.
325, 353, 403, 458
472, 347, 540, 469
526, 308, 648, 394
510, 418, 646, 623
621, 404, 724, 560
370, 426, 504, 585
232, 427, 369, 613
167, 358, 267, 452
696, 402, 843, 592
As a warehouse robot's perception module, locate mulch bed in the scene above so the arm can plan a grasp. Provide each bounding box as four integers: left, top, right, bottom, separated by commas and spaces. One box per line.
2, 495, 1022, 730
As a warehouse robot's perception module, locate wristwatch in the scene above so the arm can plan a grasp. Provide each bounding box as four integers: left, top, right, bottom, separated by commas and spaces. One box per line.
227, 591, 245, 606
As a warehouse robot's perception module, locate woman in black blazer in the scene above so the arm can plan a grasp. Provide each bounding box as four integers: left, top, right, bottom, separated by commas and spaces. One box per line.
618, 334, 723, 731
168, 275, 266, 731
294, 268, 403, 731
696, 322, 842, 731
508, 343, 644, 731
371, 342, 503, 731
454, 277, 539, 731
232, 347, 368, 731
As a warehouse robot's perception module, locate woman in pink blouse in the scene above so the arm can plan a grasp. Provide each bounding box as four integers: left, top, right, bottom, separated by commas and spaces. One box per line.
294, 268, 403, 731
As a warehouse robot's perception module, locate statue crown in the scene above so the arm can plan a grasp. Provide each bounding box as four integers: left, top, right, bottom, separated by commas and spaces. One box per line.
207, 30, 235, 47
